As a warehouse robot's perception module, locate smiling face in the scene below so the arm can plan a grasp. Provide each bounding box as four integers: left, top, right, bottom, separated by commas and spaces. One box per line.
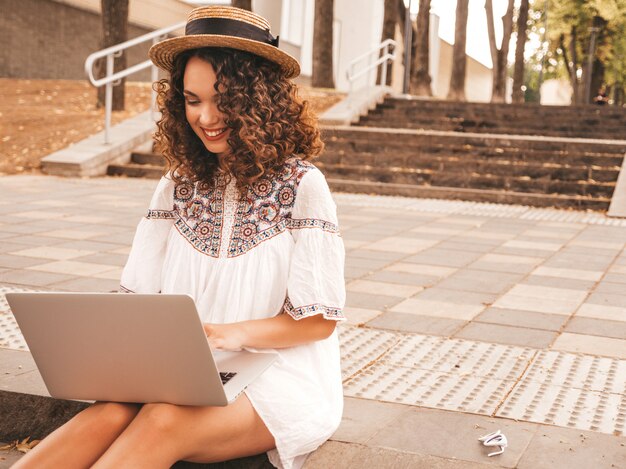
183, 56, 231, 156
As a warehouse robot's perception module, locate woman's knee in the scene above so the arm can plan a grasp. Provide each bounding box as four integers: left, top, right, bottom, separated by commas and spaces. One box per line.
87, 401, 142, 435
136, 403, 183, 436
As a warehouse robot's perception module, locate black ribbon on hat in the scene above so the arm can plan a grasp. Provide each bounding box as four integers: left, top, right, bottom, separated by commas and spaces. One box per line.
185, 17, 279, 47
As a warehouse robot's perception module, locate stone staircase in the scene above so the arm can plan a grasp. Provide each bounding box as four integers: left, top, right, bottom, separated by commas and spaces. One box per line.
357, 97, 626, 140
107, 96, 626, 211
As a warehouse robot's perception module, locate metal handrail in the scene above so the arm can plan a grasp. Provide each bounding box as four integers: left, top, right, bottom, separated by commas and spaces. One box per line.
84, 21, 186, 144
346, 38, 396, 94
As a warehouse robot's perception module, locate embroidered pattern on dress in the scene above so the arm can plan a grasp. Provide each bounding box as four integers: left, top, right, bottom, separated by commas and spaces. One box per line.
283, 297, 345, 321
146, 210, 177, 220
170, 159, 338, 258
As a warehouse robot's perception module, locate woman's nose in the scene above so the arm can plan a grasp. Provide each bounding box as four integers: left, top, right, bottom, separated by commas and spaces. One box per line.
198, 103, 220, 127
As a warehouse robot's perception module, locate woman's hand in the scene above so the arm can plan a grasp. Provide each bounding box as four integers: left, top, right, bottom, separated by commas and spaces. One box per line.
203, 323, 247, 351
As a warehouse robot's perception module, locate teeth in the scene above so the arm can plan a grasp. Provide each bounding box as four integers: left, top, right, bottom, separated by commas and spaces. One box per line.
204, 128, 226, 137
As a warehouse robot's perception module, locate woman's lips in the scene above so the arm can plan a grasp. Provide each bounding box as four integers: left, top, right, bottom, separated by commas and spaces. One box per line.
202, 127, 228, 141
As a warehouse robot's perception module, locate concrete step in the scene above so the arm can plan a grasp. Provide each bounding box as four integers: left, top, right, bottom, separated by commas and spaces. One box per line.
317, 162, 615, 199
325, 177, 610, 210
359, 97, 626, 140
107, 162, 164, 179
320, 151, 620, 182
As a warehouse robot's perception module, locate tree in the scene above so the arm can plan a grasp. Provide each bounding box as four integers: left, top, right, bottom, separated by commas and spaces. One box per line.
512, 0, 530, 103
411, 0, 432, 95
231, 0, 252, 10
485, 0, 515, 102
447, 0, 469, 100
312, 0, 335, 88
97, 0, 129, 110
377, 0, 397, 86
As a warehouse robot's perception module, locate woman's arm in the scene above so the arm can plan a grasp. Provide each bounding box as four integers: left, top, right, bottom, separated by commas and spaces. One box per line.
203, 313, 337, 350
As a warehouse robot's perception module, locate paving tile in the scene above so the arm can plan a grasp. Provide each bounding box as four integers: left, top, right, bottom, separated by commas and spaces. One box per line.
455, 322, 556, 348
73, 252, 129, 267
435, 269, 523, 294
390, 298, 485, 320
367, 311, 465, 335
346, 280, 423, 298
0, 241, 32, 254
564, 316, 626, 339
344, 265, 370, 280
475, 308, 568, 331
0, 254, 49, 269
503, 239, 563, 251
365, 237, 438, 254
342, 231, 387, 242
522, 229, 578, 240
343, 307, 382, 326
477, 253, 543, 265
306, 440, 496, 469
493, 295, 581, 316
383, 263, 457, 278
367, 406, 537, 468
576, 303, 626, 322
434, 241, 495, 253
26, 260, 116, 277
409, 226, 463, 236
93, 267, 123, 280
586, 292, 626, 308
531, 266, 603, 282
521, 275, 597, 292
414, 288, 497, 306
345, 291, 404, 311
332, 397, 412, 445
345, 256, 392, 271
363, 270, 439, 287
3, 235, 73, 247
38, 229, 106, 240
594, 281, 626, 295
10, 246, 95, 261
516, 425, 626, 469
603, 272, 626, 284
492, 246, 556, 258
404, 249, 483, 267
609, 265, 626, 275
110, 246, 132, 255
569, 239, 624, 250
347, 249, 407, 262
505, 284, 588, 303
551, 332, 626, 359
88, 231, 135, 245
468, 260, 538, 275
0, 269, 75, 288
47, 276, 121, 292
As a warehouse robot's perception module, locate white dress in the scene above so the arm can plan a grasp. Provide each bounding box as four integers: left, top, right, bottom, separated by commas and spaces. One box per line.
119, 158, 346, 469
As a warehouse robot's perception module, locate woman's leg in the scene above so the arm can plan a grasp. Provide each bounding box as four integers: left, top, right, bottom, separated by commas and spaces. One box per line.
92, 394, 275, 469
12, 401, 141, 469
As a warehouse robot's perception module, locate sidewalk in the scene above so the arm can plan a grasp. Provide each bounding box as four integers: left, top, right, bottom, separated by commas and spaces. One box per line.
1, 174, 625, 468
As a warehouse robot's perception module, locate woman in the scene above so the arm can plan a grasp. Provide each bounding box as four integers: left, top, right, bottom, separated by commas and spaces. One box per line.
14, 6, 346, 469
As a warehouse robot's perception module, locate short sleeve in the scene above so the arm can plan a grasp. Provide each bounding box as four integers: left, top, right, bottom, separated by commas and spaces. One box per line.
283, 168, 346, 321
119, 175, 176, 293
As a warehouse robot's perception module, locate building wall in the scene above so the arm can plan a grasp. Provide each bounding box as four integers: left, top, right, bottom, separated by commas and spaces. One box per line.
0, 0, 188, 80
435, 40, 493, 102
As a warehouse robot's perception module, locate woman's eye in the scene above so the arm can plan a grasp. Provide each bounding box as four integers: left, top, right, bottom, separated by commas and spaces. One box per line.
185, 99, 199, 105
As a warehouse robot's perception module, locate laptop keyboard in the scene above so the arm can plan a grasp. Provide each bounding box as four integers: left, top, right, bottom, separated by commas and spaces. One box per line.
219, 372, 237, 385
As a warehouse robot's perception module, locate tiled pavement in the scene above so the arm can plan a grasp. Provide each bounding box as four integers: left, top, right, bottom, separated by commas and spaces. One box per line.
1, 174, 625, 468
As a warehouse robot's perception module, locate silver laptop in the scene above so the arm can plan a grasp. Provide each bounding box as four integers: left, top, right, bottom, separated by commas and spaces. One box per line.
6, 292, 278, 406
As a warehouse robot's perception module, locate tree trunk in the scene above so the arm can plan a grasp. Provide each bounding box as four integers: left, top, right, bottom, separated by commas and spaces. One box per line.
312, 0, 335, 88
485, 0, 514, 103
96, 0, 129, 110
511, 0, 529, 103
411, 0, 431, 96
231, 0, 252, 10
568, 26, 580, 104
447, 0, 469, 101
377, 0, 397, 86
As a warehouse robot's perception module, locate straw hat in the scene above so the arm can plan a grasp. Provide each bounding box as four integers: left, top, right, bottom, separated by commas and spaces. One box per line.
149, 6, 300, 78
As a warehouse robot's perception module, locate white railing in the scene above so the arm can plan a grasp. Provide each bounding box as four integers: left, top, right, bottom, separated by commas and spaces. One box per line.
84, 21, 186, 144
346, 38, 397, 94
